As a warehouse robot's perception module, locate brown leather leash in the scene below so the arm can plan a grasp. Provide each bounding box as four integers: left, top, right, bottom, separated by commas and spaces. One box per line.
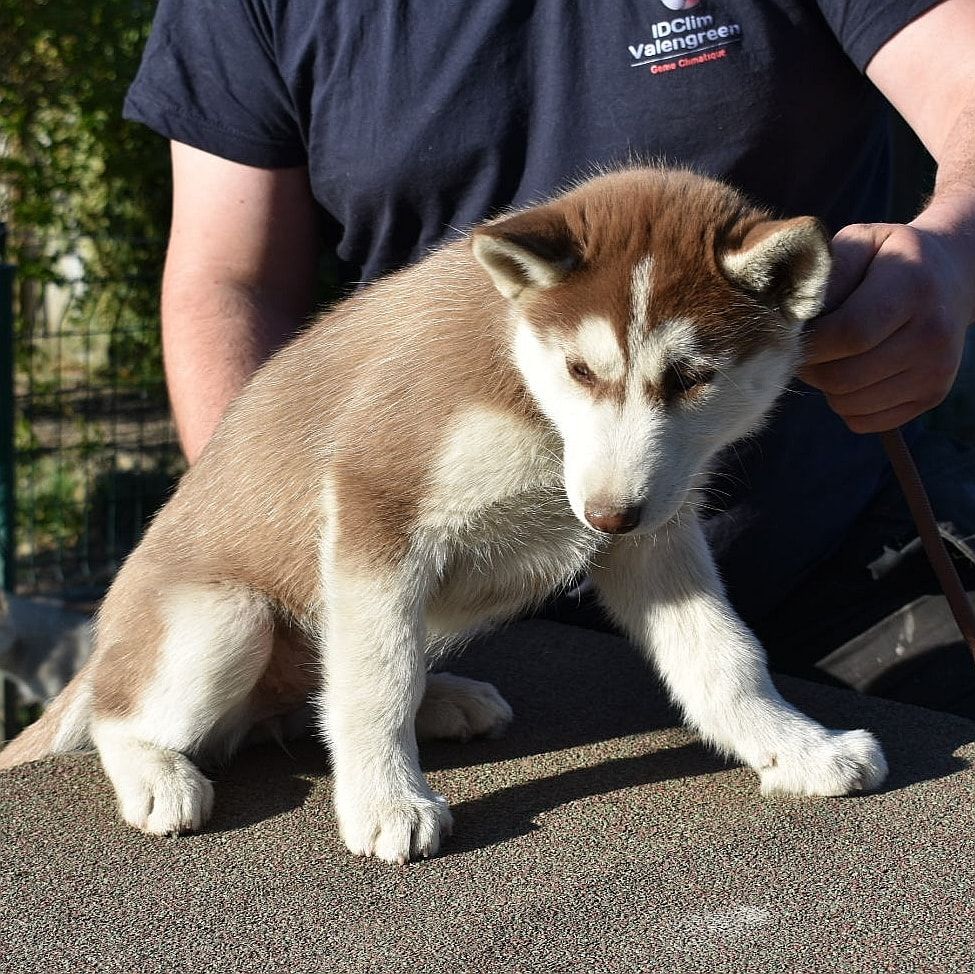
881, 428, 975, 663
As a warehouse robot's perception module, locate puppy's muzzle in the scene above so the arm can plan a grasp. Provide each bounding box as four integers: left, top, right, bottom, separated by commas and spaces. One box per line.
584, 503, 642, 535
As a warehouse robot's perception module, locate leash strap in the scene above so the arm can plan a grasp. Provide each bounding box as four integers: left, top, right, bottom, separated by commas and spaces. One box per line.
880, 428, 975, 663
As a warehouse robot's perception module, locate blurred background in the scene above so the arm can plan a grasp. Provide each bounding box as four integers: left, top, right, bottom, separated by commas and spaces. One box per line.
1, 0, 177, 595
1, 1, 178, 733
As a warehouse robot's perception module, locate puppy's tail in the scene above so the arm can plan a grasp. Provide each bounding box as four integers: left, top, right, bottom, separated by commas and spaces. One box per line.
0, 666, 92, 769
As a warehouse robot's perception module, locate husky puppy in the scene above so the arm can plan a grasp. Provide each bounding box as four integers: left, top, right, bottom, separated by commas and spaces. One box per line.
0, 168, 887, 863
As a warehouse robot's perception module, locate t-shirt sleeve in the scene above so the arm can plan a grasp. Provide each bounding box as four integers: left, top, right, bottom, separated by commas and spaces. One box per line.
815, 0, 946, 71
123, 0, 306, 167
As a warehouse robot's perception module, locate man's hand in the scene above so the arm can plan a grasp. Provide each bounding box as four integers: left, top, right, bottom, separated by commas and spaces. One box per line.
802, 0, 975, 435
799, 219, 974, 434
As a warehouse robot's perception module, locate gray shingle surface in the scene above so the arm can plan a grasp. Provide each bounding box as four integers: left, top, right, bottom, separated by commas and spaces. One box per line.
2, 620, 974, 973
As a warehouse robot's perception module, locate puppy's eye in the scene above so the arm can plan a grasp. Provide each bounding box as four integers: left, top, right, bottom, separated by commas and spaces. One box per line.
676, 364, 716, 393
567, 360, 597, 387
661, 362, 717, 401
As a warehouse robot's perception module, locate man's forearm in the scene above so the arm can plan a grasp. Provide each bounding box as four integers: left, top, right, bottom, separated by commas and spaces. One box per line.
162, 278, 304, 464
912, 98, 975, 299
869, 0, 975, 315
161, 147, 321, 463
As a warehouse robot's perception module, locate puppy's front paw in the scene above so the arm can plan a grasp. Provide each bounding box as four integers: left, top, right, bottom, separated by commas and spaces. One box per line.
759, 729, 887, 797
336, 786, 453, 864
416, 672, 513, 742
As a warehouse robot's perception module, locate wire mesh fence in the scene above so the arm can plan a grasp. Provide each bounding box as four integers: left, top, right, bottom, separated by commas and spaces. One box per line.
1, 226, 182, 739
15, 274, 183, 598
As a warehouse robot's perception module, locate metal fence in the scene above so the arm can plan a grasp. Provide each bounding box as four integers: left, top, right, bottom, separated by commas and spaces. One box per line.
14, 277, 183, 598
1, 226, 15, 592
1, 225, 183, 739
0, 226, 17, 737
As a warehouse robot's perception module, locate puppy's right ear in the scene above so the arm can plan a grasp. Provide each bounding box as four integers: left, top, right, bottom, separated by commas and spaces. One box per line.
472, 207, 581, 300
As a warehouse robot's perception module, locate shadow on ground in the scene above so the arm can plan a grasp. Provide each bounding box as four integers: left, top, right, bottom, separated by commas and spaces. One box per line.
201, 621, 973, 840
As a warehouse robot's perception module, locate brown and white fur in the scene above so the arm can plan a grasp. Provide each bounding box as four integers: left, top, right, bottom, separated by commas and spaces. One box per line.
0, 168, 887, 863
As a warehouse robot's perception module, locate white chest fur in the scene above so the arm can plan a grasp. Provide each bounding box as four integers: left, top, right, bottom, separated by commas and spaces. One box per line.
418, 407, 605, 636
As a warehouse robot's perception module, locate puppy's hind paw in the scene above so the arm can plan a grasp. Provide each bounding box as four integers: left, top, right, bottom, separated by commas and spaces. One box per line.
101, 739, 215, 835
759, 729, 888, 798
416, 672, 513, 742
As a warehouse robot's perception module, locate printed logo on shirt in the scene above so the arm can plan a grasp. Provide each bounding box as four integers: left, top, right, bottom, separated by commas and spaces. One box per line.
630, 2, 742, 75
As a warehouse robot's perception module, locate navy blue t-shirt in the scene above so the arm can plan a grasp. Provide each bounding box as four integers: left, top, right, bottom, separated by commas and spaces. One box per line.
124, 0, 941, 622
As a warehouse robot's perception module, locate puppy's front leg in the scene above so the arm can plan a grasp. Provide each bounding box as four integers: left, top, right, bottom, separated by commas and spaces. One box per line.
593, 515, 887, 796
321, 551, 452, 863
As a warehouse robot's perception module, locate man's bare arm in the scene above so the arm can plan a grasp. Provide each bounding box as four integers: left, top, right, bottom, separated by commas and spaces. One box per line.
800, 0, 975, 433
162, 142, 321, 462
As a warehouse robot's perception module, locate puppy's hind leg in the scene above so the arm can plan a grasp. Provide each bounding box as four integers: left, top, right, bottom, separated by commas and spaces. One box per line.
91, 584, 274, 835
416, 672, 513, 742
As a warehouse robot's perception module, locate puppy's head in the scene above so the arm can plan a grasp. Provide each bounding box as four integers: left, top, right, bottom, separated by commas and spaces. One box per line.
472, 167, 830, 534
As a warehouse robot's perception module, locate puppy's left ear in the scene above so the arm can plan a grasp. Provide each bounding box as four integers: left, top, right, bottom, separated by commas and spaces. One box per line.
720, 216, 831, 321
472, 206, 581, 301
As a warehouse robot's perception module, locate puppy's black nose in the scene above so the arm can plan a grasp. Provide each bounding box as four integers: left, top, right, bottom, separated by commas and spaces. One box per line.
584, 504, 642, 534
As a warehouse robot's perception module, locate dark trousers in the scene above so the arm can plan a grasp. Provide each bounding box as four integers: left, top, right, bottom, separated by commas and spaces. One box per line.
755, 430, 975, 719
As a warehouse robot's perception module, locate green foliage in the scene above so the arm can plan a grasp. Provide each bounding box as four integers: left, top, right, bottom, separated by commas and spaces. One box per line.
0, 0, 169, 293
21, 458, 87, 553
1, 2, 184, 593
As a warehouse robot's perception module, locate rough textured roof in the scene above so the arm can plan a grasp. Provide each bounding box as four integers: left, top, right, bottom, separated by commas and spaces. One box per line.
3, 620, 974, 973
